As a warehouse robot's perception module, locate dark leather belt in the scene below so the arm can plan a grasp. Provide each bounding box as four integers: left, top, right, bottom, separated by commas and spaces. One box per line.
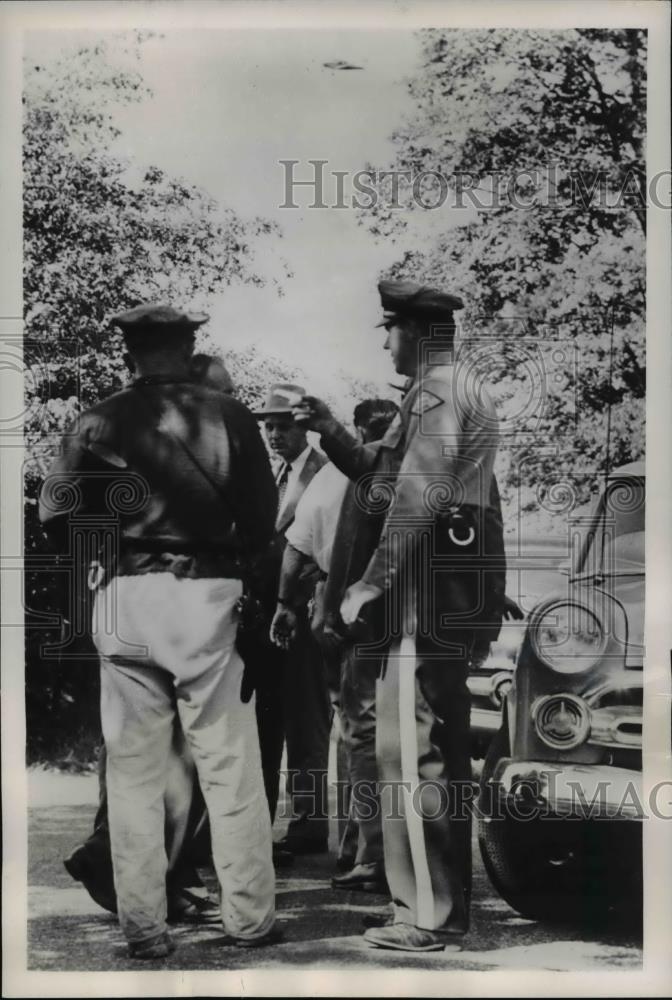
117, 539, 242, 579
121, 537, 238, 557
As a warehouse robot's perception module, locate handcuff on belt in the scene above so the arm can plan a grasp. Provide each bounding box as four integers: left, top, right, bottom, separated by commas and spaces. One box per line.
446, 510, 476, 548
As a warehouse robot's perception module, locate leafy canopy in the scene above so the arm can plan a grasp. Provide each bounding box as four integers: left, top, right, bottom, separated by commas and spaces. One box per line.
361, 28, 645, 505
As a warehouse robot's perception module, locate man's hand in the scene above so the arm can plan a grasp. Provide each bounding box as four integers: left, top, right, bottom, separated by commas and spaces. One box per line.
292, 395, 339, 435
502, 595, 524, 621
340, 580, 383, 626
270, 605, 298, 649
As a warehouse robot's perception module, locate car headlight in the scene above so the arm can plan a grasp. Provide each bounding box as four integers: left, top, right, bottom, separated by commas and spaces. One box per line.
530, 602, 605, 673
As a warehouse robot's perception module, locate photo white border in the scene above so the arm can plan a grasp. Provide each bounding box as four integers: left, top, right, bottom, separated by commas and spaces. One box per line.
2, 1, 670, 996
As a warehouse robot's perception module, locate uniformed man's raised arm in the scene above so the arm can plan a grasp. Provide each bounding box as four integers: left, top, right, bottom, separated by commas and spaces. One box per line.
227, 401, 278, 556
319, 422, 379, 481
293, 396, 377, 482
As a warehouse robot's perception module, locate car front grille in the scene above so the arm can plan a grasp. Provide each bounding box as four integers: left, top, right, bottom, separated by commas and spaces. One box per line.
589, 705, 643, 748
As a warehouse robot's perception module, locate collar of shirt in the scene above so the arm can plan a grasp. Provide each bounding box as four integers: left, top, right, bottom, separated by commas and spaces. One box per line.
276, 444, 312, 513
275, 443, 311, 480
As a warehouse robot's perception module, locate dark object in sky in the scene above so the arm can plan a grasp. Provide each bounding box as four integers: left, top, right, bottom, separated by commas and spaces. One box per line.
322, 60, 364, 71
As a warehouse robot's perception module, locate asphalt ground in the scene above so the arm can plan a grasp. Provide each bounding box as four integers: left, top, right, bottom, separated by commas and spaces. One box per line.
26, 768, 643, 974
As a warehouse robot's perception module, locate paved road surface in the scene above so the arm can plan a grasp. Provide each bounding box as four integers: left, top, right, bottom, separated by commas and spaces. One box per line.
27, 770, 642, 973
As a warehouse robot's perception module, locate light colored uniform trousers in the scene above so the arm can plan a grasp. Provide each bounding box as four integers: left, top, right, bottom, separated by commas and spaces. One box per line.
376, 632, 471, 933
91, 573, 275, 945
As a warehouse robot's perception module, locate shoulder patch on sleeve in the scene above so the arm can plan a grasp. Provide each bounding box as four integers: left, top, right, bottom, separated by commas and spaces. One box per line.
410, 389, 444, 417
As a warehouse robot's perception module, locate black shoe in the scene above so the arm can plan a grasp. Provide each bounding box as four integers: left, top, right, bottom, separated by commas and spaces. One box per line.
226, 925, 285, 948
332, 863, 387, 893
167, 887, 221, 924
275, 836, 328, 856
128, 931, 176, 959
63, 846, 118, 914
362, 910, 394, 929
272, 843, 295, 868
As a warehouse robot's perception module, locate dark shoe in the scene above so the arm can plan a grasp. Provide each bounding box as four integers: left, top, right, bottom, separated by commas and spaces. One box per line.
275, 836, 328, 856
227, 925, 285, 948
128, 931, 176, 960
332, 863, 387, 893
272, 843, 295, 868
363, 923, 463, 953
167, 887, 221, 924
362, 911, 394, 929
63, 846, 117, 914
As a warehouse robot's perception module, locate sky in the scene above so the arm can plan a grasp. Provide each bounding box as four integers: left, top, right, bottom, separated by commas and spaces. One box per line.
27, 28, 470, 402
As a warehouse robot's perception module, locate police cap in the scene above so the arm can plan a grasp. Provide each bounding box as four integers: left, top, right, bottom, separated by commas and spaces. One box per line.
111, 304, 209, 338
375, 280, 463, 327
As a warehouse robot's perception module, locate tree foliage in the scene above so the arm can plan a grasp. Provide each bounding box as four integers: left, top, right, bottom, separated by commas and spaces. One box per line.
24, 34, 293, 473
23, 35, 293, 761
24, 36, 284, 338
363, 28, 646, 501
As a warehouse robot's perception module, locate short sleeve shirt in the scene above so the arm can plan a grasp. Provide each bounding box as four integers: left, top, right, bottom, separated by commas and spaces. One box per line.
285, 461, 349, 573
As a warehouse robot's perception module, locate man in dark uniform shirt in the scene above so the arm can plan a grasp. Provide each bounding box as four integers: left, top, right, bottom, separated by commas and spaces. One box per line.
60, 352, 238, 924
40, 305, 279, 958
295, 281, 506, 952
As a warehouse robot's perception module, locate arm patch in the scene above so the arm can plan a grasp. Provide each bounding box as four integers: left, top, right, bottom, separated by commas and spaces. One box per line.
410, 389, 444, 417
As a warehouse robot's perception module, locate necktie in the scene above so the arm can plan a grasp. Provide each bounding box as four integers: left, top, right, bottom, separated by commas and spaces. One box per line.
276, 462, 292, 510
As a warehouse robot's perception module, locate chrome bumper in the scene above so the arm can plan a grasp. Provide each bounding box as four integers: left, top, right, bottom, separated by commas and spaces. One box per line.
489, 759, 643, 819
470, 706, 503, 734
468, 670, 512, 736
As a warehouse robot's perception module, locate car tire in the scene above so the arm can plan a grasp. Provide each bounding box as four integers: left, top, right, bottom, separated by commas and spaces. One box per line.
477, 727, 642, 923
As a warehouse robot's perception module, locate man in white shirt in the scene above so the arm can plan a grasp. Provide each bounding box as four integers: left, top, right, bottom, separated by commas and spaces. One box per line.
283, 461, 350, 577
270, 399, 399, 888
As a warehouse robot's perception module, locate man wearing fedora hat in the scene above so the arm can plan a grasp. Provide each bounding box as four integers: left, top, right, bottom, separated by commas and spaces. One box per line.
250, 383, 332, 857
294, 280, 506, 952
40, 304, 279, 957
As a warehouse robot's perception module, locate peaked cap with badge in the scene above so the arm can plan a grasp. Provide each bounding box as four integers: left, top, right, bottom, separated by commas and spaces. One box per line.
376, 279, 464, 328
